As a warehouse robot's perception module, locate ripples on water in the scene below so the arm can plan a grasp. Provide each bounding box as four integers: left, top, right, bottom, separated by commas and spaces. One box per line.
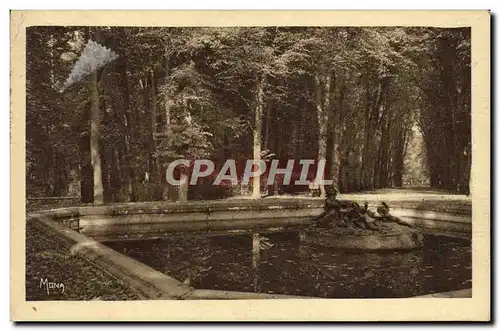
105, 232, 471, 298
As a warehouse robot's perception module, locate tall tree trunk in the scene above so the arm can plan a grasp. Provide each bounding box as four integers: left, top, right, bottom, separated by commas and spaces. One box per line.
329, 74, 345, 191
115, 45, 138, 202
150, 70, 162, 184
377, 106, 392, 188
362, 78, 388, 190
289, 115, 297, 157
392, 124, 406, 187
252, 74, 265, 199
162, 50, 172, 201
110, 147, 121, 201
101, 101, 112, 202
330, 122, 343, 191
90, 70, 104, 204
315, 72, 331, 196
163, 97, 171, 201
177, 105, 192, 202
178, 170, 189, 202
263, 105, 271, 151
361, 77, 374, 190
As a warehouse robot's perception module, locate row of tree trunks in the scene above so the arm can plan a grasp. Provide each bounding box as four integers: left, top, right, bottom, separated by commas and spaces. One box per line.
117, 51, 138, 202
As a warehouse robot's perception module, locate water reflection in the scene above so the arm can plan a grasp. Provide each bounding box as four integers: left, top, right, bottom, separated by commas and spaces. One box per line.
106, 232, 471, 298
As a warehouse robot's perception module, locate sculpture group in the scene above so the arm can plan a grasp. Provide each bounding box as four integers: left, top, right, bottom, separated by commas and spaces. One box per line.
314, 186, 414, 231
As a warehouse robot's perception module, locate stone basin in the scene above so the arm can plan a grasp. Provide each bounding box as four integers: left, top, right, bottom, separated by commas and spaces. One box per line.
301, 223, 424, 250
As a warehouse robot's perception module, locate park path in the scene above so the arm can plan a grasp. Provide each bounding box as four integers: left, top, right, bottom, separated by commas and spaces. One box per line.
338, 187, 469, 202
230, 187, 470, 202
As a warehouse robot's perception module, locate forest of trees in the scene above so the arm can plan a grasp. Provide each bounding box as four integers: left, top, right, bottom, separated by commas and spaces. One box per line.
26, 26, 471, 203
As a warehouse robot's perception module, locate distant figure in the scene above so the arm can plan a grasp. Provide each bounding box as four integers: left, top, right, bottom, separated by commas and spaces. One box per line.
309, 180, 321, 197
67, 169, 81, 197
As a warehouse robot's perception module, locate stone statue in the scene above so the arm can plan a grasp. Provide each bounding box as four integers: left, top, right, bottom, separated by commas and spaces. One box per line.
313, 187, 417, 232
357, 202, 382, 231
305, 192, 424, 251
376, 202, 414, 227
315, 186, 342, 227
315, 187, 382, 231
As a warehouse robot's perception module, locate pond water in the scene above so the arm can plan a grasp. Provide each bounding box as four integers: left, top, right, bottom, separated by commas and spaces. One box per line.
105, 232, 471, 298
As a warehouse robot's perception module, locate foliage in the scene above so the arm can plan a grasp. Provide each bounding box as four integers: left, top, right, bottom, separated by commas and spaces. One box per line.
61, 39, 119, 91
26, 26, 471, 201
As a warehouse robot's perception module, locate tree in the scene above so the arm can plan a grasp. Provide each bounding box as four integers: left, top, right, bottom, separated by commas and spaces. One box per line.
61, 34, 119, 204
26, 26, 471, 203
413, 28, 471, 193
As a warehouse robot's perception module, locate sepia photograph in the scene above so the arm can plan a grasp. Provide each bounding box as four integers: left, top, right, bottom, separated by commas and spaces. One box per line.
10, 10, 490, 321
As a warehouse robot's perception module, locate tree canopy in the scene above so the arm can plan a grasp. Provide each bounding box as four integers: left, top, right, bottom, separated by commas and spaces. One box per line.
26, 26, 471, 202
